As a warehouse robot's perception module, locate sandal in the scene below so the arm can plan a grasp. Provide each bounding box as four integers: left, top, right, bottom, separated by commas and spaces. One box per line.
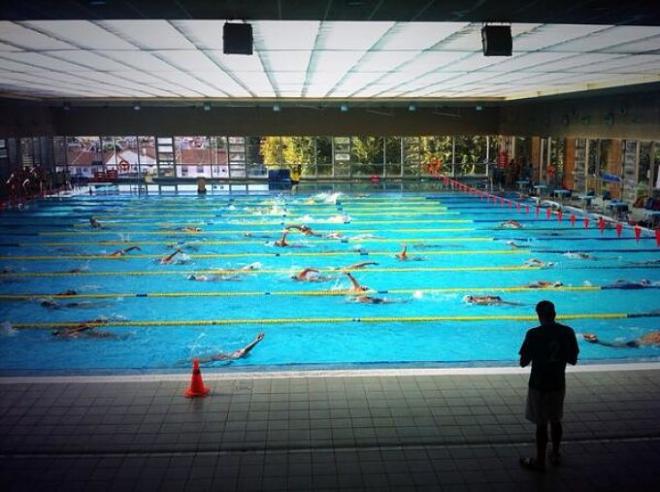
549, 453, 561, 466
519, 457, 545, 472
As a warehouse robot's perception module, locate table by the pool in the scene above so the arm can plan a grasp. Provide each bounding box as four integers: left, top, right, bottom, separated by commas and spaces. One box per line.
607, 199, 630, 220
552, 189, 571, 204
533, 184, 548, 197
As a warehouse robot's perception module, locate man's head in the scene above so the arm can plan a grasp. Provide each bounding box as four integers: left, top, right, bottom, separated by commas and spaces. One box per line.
536, 300, 556, 325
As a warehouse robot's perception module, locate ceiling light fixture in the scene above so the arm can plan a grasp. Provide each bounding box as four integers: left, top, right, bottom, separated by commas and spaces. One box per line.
133, 103, 141, 111
63, 102, 70, 111
340, 104, 349, 112
475, 105, 483, 111
273, 104, 281, 112
203, 103, 211, 111
408, 104, 416, 112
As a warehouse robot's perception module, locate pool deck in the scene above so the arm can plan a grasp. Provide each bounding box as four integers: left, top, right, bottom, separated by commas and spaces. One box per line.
1, 364, 660, 491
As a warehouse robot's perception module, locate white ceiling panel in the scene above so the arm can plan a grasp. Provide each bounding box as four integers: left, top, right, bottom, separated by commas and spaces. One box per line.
482, 52, 575, 72
173, 20, 225, 49
513, 24, 609, 51
550, 26, 660, 52
306, 51, 365, 81
570, 54, 660, 73
0, 20, 659, 100
101, 51, 180, 72
606, 35, 660, 53
207, 50, 265, 72
333, 72, 389, 90
0, 51, 100, 72
23, 21, 137, 50
0, 41, 23, 51
442, 53, 508, 71
254, 21, 320, 50
231, 72, 275, 96
316, 21, 394, 50
47, 51, 131, 71
154, 50, 222, 72
98, 20, 195, 50
269, 72, 307, 85
357, 51, 420, 72
398, 51, 470, 76
376, 22, 469, 50
0, 22, 75, 50
527, 53, 621, 72
261, 50, 312, 72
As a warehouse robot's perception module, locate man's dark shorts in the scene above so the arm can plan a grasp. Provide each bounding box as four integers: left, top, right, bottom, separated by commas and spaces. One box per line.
525, 387, 565, 424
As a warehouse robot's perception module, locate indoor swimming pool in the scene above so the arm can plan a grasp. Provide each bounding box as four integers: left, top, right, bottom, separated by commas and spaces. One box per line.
0, 185, 659, 374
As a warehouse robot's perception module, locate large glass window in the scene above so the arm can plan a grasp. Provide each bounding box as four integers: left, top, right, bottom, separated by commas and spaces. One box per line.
156, 136, 175, 178
351, 136, 384, 177
138, 136, 157, 177
228, 136, 246, 178
316, 137, 332, 177
638, 141, 653, 193
333, 137, 351, 177
384, 137, 402, 177
246, 136, 265, 178
210, 136, 229, 178
420, 136, 452, 175
454, 136, 488, 175
403, 137, 421, 177
67, 136, 102, 178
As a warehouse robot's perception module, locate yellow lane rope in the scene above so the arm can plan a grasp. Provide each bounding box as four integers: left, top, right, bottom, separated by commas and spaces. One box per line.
36, 237, 494, 247
69, 218, 474, 227
87, 210, 457, 220
4, 266, 541, 277
38, 227, 476, 236
0, 286, 601, 301
0, 249, 529, 260
11, 312, 630, 329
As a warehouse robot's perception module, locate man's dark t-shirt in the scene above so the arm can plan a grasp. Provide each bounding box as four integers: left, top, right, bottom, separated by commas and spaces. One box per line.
519, 322, 579, 391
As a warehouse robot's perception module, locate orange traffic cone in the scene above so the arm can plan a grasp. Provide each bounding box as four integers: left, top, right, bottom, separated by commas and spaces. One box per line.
184, 358, 210, 398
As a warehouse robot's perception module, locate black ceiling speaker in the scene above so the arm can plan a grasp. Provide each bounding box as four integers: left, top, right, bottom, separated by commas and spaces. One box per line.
481, 25, 512, 56
223, 22, 253, 55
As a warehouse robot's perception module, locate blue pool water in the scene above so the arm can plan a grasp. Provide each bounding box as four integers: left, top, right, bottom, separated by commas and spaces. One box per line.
1, 185, 659, 374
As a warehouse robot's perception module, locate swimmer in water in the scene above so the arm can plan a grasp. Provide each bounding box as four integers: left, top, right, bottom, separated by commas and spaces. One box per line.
181, 226, 202, 233
325, 231, 343, 240
463, 295, 522, 306
89, 217, 102, 229
339, 261, 378, 271
583, 331, 660, 348
197, 333, 265, 363
344, 271, 369, 294
395, 244, 423, 261
352, 294, 394, 304
51, 318, 112, 339
499, 220, 523, 229
563, 252, 593, 259
524, 258, 554, 268
187, 273, 240, 282
526, 280, 563, 288
160, 249, 182, 264
506, 240, 527, 249
286, 224, 320, 237
291, 268, 332, 282
108, 246, 141, 257
274, 231, 289, 247
602, 279, 653, 289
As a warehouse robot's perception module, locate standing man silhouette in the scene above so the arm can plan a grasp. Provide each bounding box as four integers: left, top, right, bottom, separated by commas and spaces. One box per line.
519, 300, 579, 471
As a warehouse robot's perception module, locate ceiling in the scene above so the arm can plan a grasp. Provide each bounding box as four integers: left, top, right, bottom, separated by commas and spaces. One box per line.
0, 19, 658, 102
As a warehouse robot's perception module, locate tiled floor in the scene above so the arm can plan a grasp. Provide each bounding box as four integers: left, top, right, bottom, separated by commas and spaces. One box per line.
1, 366, 660, 491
